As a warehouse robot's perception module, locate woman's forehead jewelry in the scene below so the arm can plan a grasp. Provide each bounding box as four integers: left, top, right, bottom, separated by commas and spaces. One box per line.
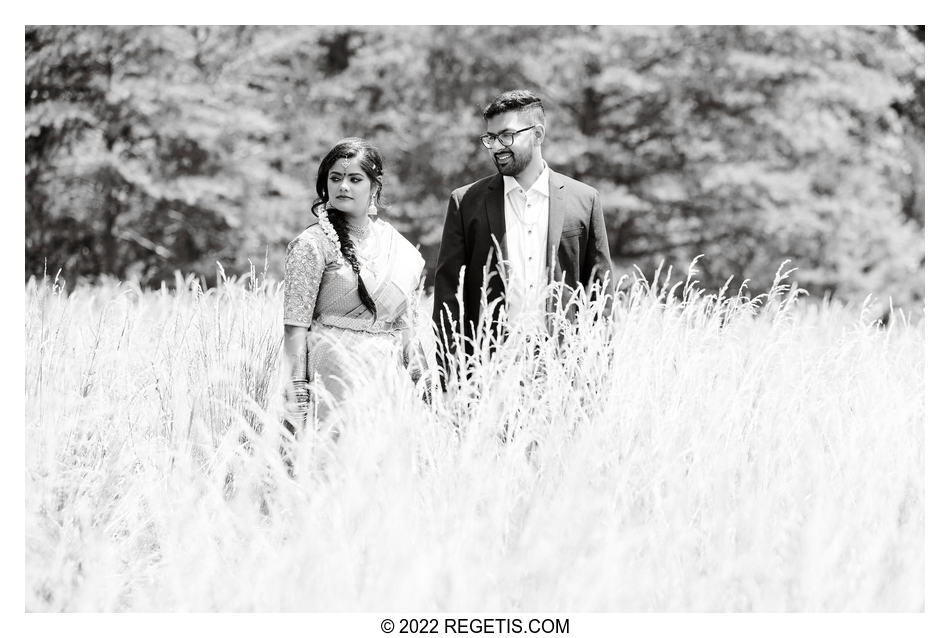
341, 156, 352, 170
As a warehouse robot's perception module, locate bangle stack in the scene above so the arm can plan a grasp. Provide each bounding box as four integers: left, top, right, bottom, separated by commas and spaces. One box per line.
286, 378, 311, 420
290, 378, 309, 402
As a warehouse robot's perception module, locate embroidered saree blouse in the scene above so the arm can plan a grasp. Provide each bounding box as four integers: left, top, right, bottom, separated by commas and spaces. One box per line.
283, 219, 425, 333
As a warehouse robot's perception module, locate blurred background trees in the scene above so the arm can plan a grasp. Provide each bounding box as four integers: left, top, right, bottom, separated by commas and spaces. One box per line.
25, 25, 924, 310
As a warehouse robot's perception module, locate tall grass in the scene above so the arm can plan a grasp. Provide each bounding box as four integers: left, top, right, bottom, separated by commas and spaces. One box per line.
24, 262, 923, 611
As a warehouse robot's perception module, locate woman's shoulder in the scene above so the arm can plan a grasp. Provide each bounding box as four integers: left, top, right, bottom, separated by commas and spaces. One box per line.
375, 219, 422, 260
375, 219, 425, 289
289, 223, 328, 247
288, 224, 340, 262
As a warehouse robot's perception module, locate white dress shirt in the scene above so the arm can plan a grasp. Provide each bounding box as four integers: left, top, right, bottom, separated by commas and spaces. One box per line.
503, 162, 550, 326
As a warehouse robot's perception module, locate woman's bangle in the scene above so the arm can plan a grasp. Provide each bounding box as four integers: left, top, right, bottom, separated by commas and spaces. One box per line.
287, 379, 310, 402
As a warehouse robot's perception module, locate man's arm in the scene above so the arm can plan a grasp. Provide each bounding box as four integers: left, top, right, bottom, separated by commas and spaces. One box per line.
432, 191, 466, 386
583, 189, 613, 291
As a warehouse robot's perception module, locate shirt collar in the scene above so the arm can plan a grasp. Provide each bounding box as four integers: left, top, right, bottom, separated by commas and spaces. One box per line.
503, 161, 550, 197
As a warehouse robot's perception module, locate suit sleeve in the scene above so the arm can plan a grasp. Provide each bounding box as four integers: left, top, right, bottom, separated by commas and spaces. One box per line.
583, 189, 613, 310
432, 191, 466, 384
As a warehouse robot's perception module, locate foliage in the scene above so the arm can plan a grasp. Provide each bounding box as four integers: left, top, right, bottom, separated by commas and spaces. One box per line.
25, 26, 924, 309
25, 26, 281, 283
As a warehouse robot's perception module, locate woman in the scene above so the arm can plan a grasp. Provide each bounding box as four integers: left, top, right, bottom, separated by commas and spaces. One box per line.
282, 138, 426, 431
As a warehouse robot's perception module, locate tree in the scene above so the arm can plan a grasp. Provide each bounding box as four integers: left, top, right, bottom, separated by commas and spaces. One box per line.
530, 26, 924, 308
26, 26, 924, 311
26, 26, 282, 285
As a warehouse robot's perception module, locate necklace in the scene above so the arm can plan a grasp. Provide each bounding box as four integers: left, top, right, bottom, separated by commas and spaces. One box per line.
354, 222, 382, 273
347, 220, 371, 241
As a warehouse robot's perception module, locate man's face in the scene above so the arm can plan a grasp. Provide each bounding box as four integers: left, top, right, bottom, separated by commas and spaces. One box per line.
484, 110, 539, 177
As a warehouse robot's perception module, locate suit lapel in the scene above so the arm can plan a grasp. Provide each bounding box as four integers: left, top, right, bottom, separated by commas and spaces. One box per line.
485, 174, 509, 265
546, 171, 566, 273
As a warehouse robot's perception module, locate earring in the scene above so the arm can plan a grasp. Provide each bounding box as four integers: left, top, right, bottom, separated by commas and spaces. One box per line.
367, 197, 378, 217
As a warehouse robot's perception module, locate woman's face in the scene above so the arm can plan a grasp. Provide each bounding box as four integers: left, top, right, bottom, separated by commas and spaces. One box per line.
327, 155, 376, 217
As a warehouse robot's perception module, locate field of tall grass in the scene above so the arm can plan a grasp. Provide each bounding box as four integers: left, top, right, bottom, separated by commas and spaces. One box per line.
24, 262, 924, 611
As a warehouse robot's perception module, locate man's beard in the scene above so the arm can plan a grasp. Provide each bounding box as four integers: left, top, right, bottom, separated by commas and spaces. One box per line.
493, 149, 531, 176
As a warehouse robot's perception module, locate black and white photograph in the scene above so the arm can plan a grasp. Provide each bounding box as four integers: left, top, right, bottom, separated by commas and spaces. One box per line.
19, 18, 938, 632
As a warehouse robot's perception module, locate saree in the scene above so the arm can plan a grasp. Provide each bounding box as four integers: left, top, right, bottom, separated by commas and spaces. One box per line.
283, 218, 426, 421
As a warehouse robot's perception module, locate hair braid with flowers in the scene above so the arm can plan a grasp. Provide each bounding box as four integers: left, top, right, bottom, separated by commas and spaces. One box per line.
325, 207, 376, 320
311, 138, 384, 321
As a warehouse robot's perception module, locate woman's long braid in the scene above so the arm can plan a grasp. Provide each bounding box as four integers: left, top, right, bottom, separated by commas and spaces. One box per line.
312, 139, 385, 322
326, 208, 378, 321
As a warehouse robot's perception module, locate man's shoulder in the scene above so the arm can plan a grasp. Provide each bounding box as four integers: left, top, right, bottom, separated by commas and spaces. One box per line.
450, 174, 500, 201
549, 170, 599, 197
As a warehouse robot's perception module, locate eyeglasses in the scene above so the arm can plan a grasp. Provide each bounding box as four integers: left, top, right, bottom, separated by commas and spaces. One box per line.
479, 125, 535, 149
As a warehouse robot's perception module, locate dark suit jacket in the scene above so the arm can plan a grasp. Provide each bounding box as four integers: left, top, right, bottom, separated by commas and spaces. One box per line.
432, 170, 612, 371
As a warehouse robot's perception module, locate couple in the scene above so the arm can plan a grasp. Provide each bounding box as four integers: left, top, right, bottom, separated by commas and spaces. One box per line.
282, 90, 612, 428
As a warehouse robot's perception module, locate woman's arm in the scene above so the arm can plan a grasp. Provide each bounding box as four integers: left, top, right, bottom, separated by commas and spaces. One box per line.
282, 231, 327, 431
400, 264, 432, 402
283, 324, 310, 432
284, 325, 309, 379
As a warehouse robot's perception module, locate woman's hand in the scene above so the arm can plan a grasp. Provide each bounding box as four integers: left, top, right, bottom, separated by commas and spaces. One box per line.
402, 338, 432, 404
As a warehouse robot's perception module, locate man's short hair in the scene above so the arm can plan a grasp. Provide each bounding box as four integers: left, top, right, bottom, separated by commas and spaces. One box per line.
482, 89, 545, 126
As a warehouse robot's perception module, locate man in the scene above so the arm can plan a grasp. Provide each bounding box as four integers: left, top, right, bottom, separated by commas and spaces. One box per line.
432, 89, 612, 383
